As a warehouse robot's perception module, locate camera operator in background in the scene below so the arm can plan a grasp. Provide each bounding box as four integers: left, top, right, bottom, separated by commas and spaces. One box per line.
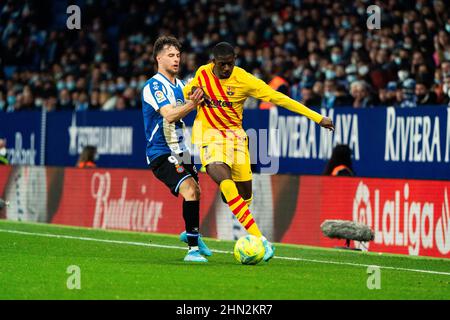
76, 145, 98, 168
323, 144, 355, 177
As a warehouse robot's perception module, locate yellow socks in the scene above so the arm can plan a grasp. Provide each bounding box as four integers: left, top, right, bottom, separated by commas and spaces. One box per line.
219, 180, 262, 237
244, 194, 253, 207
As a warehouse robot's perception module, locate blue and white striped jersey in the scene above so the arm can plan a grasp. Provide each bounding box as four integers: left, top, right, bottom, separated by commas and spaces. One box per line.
141, 72, 189, 165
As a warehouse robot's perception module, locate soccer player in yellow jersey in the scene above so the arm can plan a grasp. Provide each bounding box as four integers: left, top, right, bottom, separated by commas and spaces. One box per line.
183, 42, 335, 262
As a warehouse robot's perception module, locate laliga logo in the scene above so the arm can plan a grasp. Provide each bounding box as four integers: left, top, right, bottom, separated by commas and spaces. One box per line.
353, 181, 373, 250
435, 189, 450, 254
352, 181, 450, 256
353, 181, 373, 228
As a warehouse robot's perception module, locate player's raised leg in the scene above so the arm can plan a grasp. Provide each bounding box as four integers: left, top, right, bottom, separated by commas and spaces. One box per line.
234, 180, 274, 262
206, 162, 274, 261
207, 163, 256, 237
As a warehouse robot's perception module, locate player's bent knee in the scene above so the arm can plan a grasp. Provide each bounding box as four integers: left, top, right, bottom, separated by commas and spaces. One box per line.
179, 179, 201, 201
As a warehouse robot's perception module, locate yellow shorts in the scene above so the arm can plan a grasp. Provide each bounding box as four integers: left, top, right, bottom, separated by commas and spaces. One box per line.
200, 137, 252, 182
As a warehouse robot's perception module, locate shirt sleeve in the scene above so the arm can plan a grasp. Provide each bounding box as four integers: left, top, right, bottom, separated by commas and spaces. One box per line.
245, 72, 324, 124
142, 80, 171, 111
182, 68, 202, 100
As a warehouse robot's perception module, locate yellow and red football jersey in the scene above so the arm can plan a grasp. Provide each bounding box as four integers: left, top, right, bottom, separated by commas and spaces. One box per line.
183, 63, 323, 145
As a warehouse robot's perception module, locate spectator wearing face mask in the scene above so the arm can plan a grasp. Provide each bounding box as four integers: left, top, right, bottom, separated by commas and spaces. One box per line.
300, 84, 321, 107
379, 81, 399, 106
350, 81, 377, 108
321, 79, 337, 109
357, 63, 371, 83
57, 88, 74, 110
74, 91, 89, 111
330, 46, 344, 65
308, 52, 321, 70
415, 81, 437, 105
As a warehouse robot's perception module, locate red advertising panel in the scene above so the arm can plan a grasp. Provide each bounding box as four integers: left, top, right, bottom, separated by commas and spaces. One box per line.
0, 166, 12, 219
282, 176, 450, 258
2, 165, 449, 259
51, 168, 219, 234
0, 166, 12, 195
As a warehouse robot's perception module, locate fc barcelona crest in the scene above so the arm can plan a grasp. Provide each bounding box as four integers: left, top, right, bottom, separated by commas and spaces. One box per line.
226, 86, 235, 96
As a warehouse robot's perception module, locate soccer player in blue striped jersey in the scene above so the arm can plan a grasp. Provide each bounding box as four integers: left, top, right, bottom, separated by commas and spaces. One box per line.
141, 36, 211, 262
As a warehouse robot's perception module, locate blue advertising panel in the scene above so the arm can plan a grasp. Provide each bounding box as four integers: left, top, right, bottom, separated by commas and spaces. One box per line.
0, 111, 42, 165
1, 106, 449, 180
253, 106, 450, 180
45, 110, 146, 168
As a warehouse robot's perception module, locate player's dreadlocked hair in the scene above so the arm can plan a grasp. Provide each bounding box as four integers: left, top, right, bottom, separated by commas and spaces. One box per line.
152, 36, 181, 65
212, 42, 235, 58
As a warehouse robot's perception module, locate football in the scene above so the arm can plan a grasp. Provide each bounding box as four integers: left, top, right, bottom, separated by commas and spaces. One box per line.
233, 235, 265, 265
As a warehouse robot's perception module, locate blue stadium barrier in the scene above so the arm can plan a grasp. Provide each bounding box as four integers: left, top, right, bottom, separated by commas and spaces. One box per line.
1, 105, 449, 180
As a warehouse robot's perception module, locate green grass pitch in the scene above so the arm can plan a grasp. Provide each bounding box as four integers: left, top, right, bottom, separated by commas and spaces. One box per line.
0, 220, 449, 300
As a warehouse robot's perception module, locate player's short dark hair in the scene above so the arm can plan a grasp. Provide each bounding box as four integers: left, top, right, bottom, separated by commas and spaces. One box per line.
153, 36, 181, 64
212, 42, 235, 58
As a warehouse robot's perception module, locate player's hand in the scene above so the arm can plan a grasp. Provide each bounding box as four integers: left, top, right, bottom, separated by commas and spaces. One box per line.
192, 86, 211, 105
319, 116, 334, 131
189, 87, 205, 106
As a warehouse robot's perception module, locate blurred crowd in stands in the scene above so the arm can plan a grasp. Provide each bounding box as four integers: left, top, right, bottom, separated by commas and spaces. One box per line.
1, 0, 450, 112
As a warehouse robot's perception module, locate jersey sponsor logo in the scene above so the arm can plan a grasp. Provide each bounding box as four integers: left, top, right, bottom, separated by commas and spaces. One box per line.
154, 90, 167, 103
226, 86, 235, 96
152, 81, 160, 90
205, 99, 233, 108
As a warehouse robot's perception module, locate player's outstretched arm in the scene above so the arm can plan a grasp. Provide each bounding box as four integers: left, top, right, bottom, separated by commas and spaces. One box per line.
159, 88, 204, 123
246, 72, 334, 131
279, 94, 335, 131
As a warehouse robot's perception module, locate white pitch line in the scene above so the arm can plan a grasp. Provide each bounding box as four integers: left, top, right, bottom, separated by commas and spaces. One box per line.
1, 228, 449, 276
